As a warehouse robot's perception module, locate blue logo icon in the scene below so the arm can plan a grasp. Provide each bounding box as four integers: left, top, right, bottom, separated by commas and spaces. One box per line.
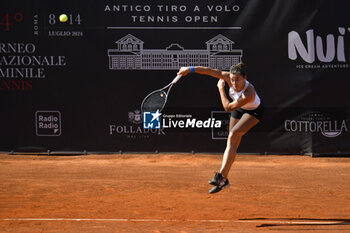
143, 110, 162, 129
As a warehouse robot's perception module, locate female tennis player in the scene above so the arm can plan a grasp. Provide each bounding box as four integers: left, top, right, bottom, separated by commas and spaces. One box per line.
177, 63, 263, 193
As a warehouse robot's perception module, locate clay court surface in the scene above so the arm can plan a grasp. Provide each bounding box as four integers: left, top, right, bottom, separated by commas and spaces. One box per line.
1, 153, 350, 232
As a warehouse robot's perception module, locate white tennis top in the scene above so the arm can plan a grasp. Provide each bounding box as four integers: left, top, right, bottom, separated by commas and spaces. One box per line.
229, 80, 261, 110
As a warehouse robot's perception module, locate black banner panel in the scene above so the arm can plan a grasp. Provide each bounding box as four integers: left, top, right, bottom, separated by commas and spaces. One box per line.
1, 0, 350, 155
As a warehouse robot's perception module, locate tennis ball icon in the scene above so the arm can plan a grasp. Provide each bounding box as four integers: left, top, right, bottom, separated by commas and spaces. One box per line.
59, 14, 68, 23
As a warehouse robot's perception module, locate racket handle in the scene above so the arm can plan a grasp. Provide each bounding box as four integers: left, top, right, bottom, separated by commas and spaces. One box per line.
172, 74, 182, 84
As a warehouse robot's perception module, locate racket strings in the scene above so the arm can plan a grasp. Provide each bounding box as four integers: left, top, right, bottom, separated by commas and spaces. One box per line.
141, 90, 167, 112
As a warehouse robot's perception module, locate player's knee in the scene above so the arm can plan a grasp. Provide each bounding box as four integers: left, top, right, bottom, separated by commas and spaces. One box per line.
228, 131, 238, 142
228, 129, 244, 142
229, 128, 244, 137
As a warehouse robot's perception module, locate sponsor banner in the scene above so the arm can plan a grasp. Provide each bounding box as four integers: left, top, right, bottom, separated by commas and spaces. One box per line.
211, 111, 230, 140
35, 110, 62, 136
109, 110, 166, 140
142, 110, 222, 130
284, 111, 348, 138
108, 108, 225, 137
0, 0, 350, 154
288, 27, 350, 69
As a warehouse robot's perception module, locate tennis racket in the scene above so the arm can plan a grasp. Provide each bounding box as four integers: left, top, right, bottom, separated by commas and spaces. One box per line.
141, 74, 182, 112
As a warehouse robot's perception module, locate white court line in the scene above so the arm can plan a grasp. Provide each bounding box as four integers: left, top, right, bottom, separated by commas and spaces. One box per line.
0, 218, 343, 225
0, 218, 229, 223
237, 220, 343, 225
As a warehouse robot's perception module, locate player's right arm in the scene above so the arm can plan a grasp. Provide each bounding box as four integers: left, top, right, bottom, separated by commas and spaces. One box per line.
177, 66, 231, 83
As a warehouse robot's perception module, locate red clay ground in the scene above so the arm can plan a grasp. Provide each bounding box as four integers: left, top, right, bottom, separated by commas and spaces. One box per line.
0, 153, 350, 232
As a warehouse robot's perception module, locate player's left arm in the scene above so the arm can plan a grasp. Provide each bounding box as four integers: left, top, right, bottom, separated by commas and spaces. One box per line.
217, 79, 256, 112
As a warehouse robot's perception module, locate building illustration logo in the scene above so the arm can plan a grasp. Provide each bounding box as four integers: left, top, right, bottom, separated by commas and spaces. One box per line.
108, 34, 242, 70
